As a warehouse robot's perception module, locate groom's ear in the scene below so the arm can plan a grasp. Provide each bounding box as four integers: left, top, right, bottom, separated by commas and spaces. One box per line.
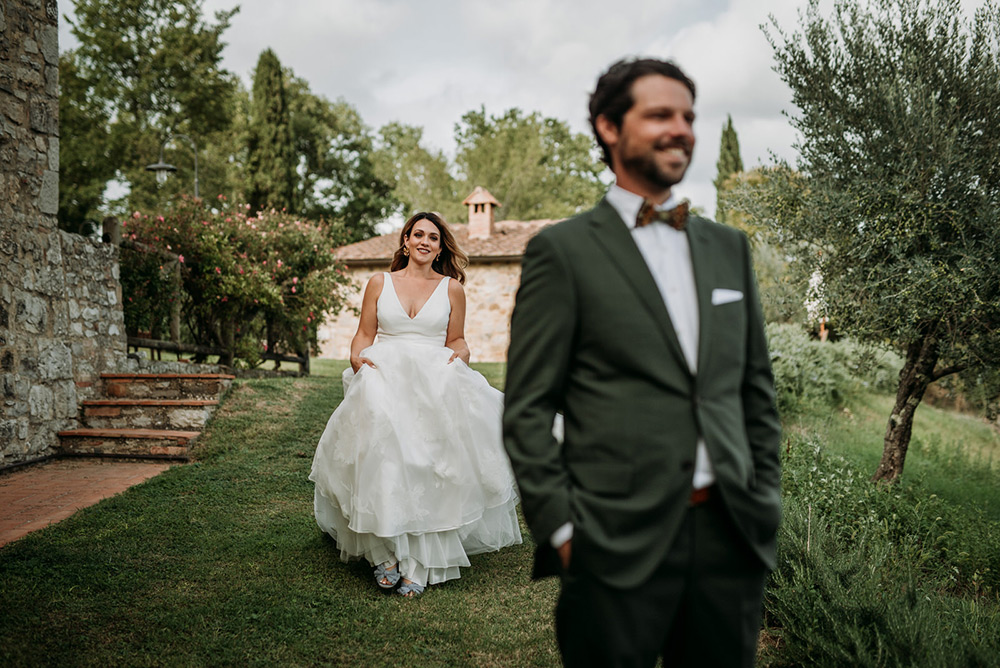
595, 114, 620, 149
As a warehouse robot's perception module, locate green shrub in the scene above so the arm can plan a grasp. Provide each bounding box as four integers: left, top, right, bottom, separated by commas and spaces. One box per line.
767, 324, 854, 414
767, 324, 904, 415
781, 433, 1000, 593
767, 500, 1000, 667
764, 433, 1000, 666
119, 245, 178, 338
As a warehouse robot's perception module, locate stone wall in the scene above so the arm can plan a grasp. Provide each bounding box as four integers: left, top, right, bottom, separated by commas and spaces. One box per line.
316, 261, 523, 363
464, 262, 522, 362
0, 0, 131, 467
2, 232, 129, 464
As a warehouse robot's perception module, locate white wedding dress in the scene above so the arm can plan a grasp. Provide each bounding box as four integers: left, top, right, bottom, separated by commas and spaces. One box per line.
309, 273, 522, 586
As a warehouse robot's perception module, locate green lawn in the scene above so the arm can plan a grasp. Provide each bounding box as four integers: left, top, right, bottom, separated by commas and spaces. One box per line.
787, 391, 1000, 521
1, 362, 998, 666
0, 363, 558, 667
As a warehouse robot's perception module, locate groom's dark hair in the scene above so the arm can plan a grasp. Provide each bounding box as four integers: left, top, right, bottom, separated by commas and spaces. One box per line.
589, 58, 696, 167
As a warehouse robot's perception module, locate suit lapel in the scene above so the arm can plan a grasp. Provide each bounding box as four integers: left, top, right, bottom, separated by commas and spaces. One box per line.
686, 217, 717, 375
589, 199, 691, 376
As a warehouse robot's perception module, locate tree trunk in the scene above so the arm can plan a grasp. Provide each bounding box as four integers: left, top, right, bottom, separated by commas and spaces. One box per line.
871, 332, 939, 483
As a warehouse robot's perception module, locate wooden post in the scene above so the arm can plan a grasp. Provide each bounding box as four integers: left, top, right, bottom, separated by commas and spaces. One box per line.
221, 324, 235, 368
170, 260, 181, 343
102, 216, 121, 245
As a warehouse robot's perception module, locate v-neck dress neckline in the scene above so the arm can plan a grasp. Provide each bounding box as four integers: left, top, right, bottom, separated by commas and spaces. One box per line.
386, 273, 449, 320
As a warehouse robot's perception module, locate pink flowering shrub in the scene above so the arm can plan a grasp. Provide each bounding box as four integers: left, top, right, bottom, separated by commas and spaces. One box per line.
120, 195, 354, 367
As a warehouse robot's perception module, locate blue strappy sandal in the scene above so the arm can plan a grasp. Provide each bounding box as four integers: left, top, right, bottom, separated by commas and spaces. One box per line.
397, 580, 425, 597
374, 562, 401, 590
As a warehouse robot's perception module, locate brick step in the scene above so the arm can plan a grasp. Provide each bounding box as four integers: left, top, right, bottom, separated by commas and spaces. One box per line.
58, 428, 200, 461
101, 373, 235, 400
81, 399, 220, 430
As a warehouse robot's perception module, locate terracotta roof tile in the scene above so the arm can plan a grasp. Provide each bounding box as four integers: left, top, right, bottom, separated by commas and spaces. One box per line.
337, 220, 561, 264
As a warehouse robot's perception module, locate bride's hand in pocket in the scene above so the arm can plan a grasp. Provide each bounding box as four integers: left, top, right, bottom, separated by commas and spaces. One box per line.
351, 356, 377, 373
447, 348, 470, 365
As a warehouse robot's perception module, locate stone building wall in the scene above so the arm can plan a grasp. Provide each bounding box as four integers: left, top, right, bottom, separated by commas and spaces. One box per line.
0, 0, 130, 467
463, 262, 522, 362
315, 269, 367, 361
316, 261, 523, 363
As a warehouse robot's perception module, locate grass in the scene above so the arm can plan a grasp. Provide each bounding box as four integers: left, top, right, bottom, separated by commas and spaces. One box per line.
0, 362, 558, 667
766, 390, 1000, 666
787, 391, 1000, 521
1, 362, 998, 666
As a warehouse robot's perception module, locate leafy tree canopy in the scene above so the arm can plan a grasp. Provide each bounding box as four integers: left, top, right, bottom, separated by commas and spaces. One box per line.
760, 0, 1000, 481
714, 114, 743, 225
285, 74, 396, 241
61, 0, 239, 218
58, 52, 115, 234
454, 107, 606, 221
373, 122, 464, 223
247, 48, 295, 213
723, 168, 808, 325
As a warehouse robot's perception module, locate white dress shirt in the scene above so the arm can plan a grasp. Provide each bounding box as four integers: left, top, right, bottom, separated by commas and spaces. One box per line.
551, 185, 715, 549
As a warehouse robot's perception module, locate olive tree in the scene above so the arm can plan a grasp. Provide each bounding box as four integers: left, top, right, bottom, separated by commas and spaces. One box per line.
762, 0, 1000, 482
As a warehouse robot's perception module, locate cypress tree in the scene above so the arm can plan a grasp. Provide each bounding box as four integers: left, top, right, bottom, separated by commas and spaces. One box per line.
713, 115, 743, 224
247, 49, 295, 213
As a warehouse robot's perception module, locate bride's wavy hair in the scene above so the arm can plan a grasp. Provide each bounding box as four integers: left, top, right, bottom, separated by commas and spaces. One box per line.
390, 212, 469, 284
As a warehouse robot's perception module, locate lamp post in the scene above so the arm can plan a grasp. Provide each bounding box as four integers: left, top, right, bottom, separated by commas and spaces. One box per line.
145, 133, 199, 198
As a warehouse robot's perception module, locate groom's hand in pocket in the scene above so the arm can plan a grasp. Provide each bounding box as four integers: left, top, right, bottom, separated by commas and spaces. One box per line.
558, 539, 572, 570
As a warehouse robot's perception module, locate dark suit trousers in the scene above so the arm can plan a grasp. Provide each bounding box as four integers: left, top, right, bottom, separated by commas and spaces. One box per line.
555, 495, 767, 668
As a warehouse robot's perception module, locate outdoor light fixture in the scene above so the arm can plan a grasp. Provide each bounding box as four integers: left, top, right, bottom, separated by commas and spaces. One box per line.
145, 133, 199, 198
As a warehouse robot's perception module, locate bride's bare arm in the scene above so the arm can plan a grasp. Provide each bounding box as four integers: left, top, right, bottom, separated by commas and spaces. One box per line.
349, 273, 384, 372
444, 279, 471, 364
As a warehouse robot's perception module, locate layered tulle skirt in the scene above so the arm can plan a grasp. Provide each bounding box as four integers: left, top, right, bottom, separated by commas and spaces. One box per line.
309, 340, 522, 585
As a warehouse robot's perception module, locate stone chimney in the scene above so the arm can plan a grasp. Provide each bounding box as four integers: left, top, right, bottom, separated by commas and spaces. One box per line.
463, 186, 501, 239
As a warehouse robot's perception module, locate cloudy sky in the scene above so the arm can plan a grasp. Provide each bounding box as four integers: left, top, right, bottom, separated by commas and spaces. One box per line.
58, 0, 986, 219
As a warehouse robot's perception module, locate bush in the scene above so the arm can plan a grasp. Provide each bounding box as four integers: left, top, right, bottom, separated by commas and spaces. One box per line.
764, 434, 1000, 666
767, 324, 904, 415
767, 324, 854, 414
120, 195, 354, 365
119, 245, 179, 338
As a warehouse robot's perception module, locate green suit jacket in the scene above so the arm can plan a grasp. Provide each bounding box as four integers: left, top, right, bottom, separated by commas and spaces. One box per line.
502, 198, 781, 589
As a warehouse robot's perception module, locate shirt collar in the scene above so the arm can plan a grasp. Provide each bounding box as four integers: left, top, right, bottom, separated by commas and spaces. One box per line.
606, 183, 680, 230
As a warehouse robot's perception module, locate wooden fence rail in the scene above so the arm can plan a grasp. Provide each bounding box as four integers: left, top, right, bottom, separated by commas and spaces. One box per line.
127, 337, 309, 375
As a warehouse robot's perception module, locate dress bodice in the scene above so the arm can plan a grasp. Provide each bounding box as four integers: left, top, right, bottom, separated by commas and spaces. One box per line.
376, 273, 451, 346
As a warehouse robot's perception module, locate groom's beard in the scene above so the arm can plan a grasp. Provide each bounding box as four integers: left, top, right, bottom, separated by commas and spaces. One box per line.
620, 139, 693, 190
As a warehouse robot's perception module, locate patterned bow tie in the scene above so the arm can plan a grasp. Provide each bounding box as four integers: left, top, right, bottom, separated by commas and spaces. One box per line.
636, 199, 690, 230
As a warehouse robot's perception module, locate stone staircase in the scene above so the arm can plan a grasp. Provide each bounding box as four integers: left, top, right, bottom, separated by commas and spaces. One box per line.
58, 373, 235, 461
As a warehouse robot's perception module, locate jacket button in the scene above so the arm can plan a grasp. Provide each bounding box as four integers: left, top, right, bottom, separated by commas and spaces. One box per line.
681, 460, 694, 472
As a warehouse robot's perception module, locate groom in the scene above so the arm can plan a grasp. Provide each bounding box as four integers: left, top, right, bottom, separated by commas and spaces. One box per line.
503, 58, 781, 667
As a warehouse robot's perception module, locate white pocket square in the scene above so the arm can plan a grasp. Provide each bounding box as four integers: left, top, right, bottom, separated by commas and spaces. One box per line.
711, 288, 743, 306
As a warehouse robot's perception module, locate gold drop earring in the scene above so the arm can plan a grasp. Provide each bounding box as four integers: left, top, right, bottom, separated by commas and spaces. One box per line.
402, 245, 409, 256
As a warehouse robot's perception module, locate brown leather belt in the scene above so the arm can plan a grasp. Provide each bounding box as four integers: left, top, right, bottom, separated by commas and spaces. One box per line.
689, 485, 714, 506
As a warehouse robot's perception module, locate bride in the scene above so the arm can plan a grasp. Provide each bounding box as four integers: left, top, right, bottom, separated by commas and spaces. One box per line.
309, 211, 522, 597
